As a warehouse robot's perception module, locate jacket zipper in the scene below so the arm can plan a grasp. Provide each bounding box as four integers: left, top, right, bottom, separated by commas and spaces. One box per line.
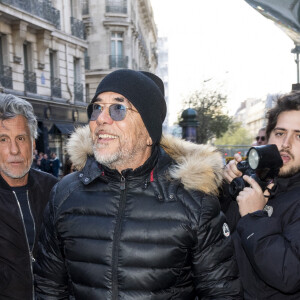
13, 191, 35, 300
111, 175, 126, 299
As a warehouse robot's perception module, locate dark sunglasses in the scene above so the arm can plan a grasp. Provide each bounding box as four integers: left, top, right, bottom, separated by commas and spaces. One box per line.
89, 103, 137, 121
256, 136, 266, 142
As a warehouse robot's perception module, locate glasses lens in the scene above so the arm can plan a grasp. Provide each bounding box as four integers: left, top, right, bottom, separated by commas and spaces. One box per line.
109, 104, 127, 121
256, 136, 265, 142
90, 103, 102, 121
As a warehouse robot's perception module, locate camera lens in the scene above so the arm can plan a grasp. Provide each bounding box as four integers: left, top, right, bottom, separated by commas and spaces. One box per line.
248, 148, 259, 169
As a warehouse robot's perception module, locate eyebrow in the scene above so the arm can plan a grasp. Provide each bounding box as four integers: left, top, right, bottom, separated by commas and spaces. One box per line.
274, 127, 300, 133
96, 96, 125, 103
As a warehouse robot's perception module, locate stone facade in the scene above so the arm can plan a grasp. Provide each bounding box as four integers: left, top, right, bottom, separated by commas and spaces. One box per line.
83, 0, 158, 99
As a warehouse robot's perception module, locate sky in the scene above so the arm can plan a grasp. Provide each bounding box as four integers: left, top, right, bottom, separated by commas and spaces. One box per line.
150, 0, 296, 126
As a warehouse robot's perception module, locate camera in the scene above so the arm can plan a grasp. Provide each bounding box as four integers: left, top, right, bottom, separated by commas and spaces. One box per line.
229, 144, 283, 198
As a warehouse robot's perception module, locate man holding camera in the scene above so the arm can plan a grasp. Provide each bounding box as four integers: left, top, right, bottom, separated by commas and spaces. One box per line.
222, 91, 300, 299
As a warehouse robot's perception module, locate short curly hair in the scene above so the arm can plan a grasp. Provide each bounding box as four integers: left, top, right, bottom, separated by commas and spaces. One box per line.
266, 91, 300, 140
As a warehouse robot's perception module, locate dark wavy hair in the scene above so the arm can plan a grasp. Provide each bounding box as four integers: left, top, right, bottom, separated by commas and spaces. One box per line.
266, 91, 300, 140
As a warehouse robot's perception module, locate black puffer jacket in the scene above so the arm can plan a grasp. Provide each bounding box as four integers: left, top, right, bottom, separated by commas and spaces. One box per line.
0, 169, 58, 300
221, 172, 300, 299
35, 126, 242, 299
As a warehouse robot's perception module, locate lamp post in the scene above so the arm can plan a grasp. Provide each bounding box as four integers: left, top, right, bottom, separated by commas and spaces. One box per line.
291, 45, 300, 90
179, 108, 199, 143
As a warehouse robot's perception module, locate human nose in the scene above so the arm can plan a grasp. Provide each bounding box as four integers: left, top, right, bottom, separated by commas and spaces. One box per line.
281, 133, 292, 149
95, 105, 114, 125
10, 140, 20, 155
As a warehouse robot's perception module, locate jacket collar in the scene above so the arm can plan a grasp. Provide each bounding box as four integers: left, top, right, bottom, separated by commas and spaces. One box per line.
272, 171, 300, 195
78, 146, 160, 185
67, 125, 224, 195
0, 170, 35, 190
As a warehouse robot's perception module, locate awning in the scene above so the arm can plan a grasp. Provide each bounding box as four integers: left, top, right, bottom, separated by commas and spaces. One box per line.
48, 123, 75, 135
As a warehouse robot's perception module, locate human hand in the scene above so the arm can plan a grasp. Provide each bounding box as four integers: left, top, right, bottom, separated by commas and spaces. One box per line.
236, 175, 267, 217
223, 153, 243, 184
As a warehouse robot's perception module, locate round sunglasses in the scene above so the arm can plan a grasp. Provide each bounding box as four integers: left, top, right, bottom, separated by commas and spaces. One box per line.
256, 136, 265, 142
90, 103, 137, 121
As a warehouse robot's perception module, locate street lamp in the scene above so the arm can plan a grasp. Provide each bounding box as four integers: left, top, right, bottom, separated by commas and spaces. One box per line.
179, 108, 199, 143
291, 45, 300, 90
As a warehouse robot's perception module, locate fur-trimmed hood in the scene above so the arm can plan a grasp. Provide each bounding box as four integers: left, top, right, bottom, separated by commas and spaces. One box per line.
66, 125, 224, 195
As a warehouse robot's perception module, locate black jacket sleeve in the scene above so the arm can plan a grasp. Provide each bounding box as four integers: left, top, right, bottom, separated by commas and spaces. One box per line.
237, 204, 300, 294
192, 193, 243, 299
34, 185, 70, 299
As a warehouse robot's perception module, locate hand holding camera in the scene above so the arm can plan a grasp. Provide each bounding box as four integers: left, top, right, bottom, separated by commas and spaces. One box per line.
224, 145, 283, 217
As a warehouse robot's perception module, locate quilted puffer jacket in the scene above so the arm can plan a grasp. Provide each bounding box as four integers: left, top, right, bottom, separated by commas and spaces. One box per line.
34, 126, 242, 299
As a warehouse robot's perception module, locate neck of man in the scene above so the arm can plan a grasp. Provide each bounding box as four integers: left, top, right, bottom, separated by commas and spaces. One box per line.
1, 172, 29, 187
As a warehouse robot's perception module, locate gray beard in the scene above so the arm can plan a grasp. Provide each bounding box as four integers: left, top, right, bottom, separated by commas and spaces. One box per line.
93, 143, 135, 170
1, 165, 31, 180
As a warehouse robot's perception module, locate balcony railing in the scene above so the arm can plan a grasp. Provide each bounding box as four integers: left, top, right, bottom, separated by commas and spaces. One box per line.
70, 17, 84, 39
109, 55, 128, 69
106, 0, 127, 13
51, 77, 61, 98
74, 82, 83, 101
24, 70, 37, 93
0, 0, 61, 29
0, 65, 13, 89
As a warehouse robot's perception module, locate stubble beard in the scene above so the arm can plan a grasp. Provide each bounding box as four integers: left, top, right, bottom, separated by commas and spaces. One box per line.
93, 137, 146, 170
279, 164, 300, 178
278, 149, 300, 178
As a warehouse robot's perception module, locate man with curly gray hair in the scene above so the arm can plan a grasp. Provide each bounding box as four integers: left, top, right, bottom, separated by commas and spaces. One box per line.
0, 93, 58, 299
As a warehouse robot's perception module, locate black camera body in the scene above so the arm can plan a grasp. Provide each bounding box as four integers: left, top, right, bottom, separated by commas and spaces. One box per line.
229, 144, 283, 198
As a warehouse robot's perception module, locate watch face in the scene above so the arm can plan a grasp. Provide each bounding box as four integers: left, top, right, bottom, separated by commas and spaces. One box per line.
248, 148, 259, 170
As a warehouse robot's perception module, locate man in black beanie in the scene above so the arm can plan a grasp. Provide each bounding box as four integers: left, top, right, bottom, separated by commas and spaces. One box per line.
35, 69, 242, 299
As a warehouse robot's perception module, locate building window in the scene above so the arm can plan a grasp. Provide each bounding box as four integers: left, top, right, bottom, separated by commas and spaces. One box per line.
70, 0, 84, 39
0, 35, 12, 89
85, 83, 89, 103
84, 49, 90, 70
23, 42, 37, 93
110, 32, 128, 68
106, 0, 127, 14
74, 57, 83, 101
70, 0, 80, 18
82, 0, 89, 15
50, 50, 61, 98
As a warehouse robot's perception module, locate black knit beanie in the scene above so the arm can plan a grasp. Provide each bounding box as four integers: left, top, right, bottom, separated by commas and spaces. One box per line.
87, 69, 166, 145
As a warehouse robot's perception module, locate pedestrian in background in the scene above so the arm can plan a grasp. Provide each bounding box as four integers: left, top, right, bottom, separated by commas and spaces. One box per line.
40, 153, 51, 173
253, 127, 267, 146
0, 93, 58, 299
50, 152, 60, 177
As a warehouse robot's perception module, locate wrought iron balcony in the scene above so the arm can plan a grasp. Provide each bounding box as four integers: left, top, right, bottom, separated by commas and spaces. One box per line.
51, 77, 61, 98
106, 0, 127, 14
0, 0, 61, 29
74, 82, 83, 102
24, 70, 37, 93
70, 17, 84, 39
109, 55, 128, 69
0, 65, 13, 89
